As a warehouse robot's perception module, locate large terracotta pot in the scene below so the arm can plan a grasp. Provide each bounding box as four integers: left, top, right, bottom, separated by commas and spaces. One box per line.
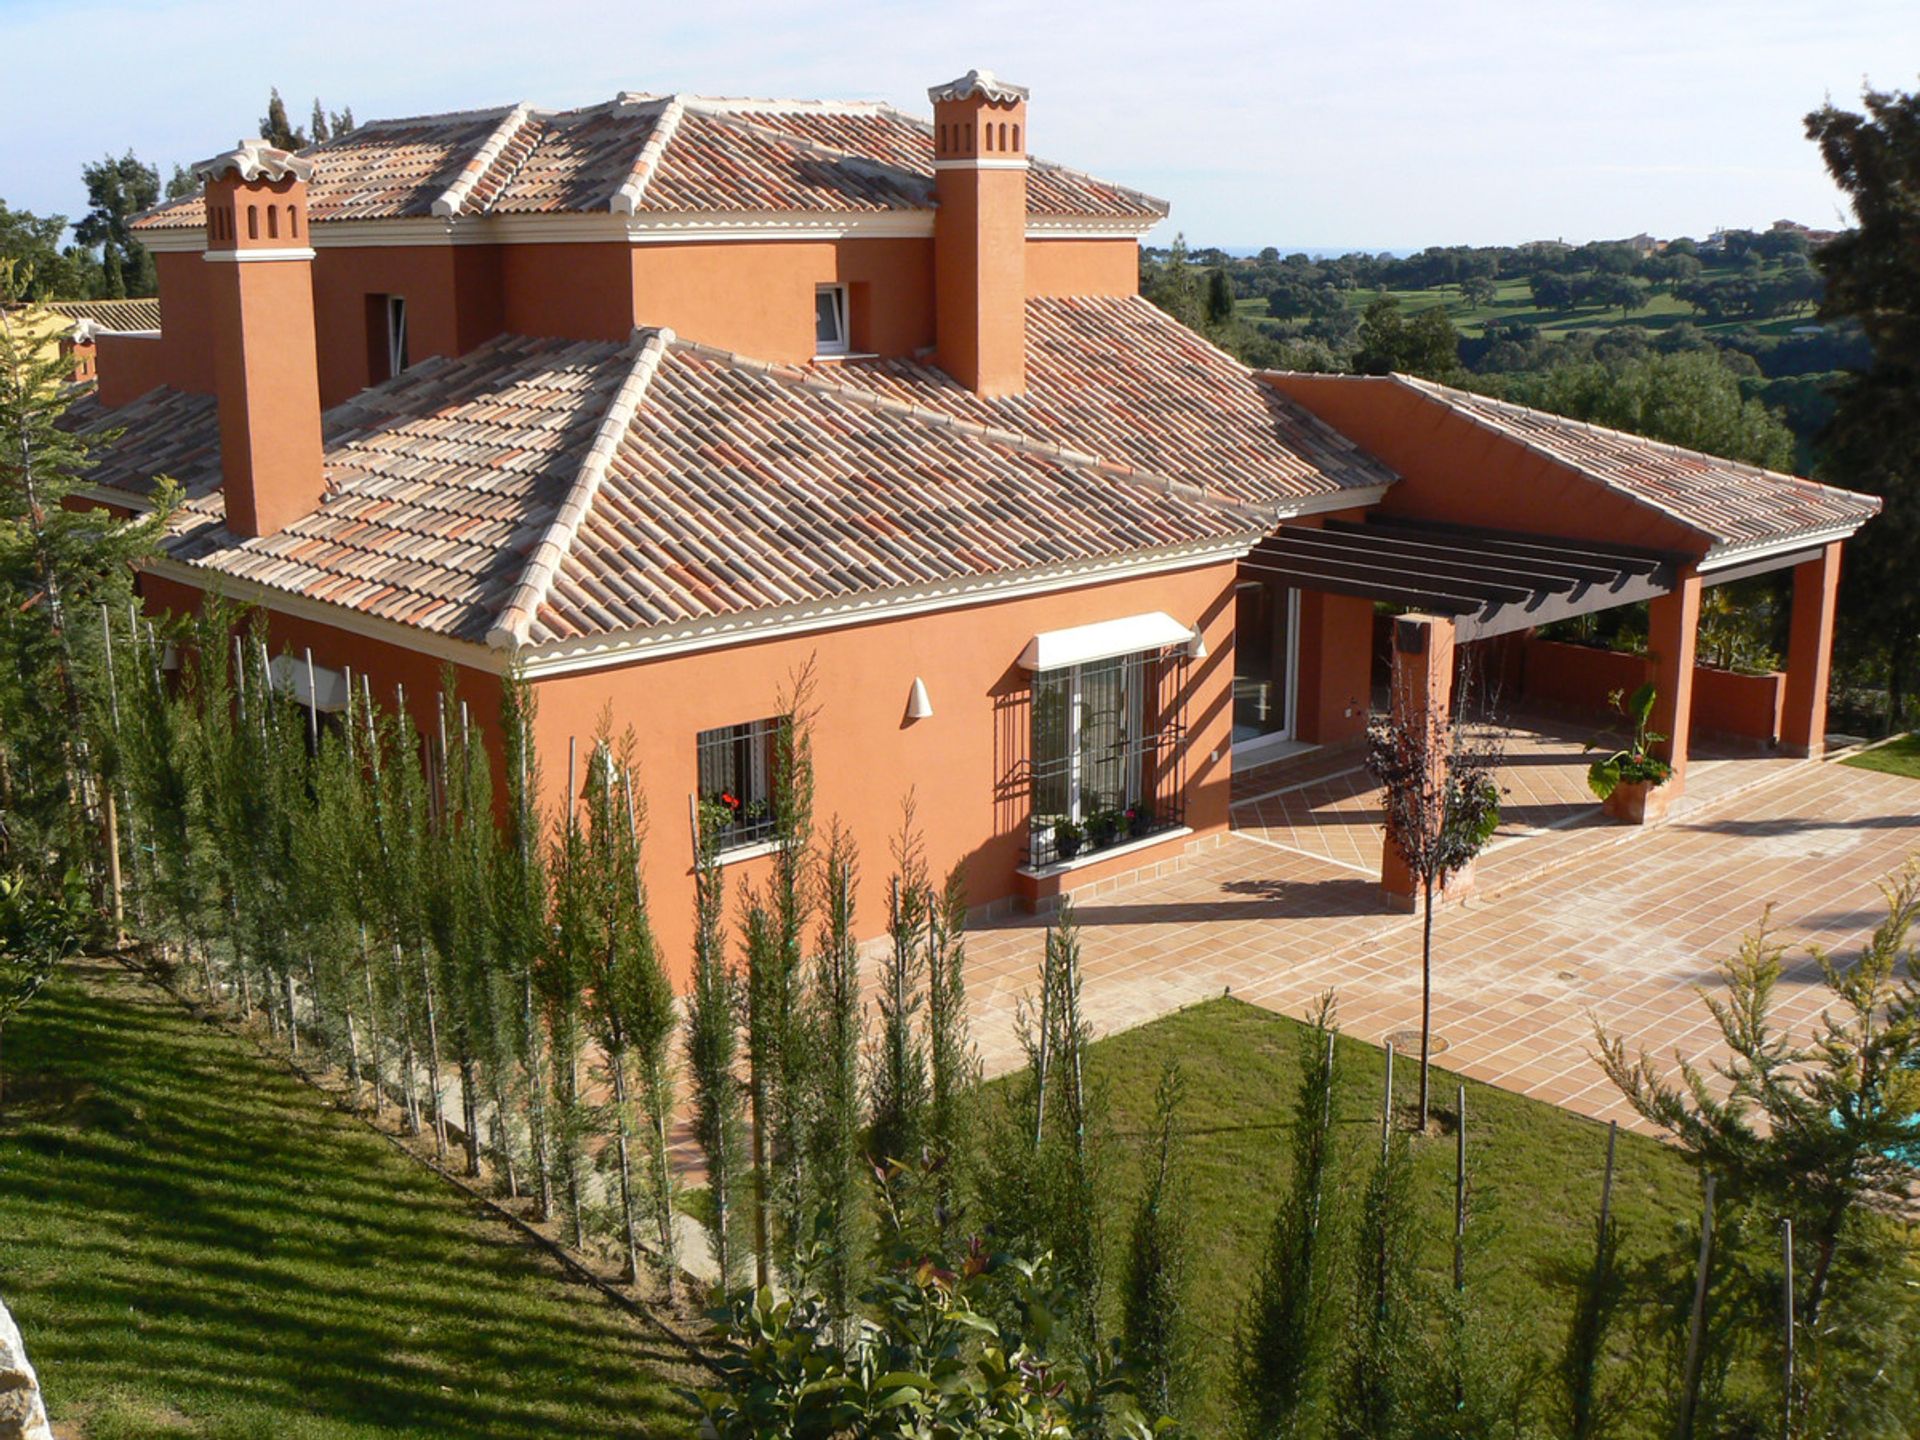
1603, 778, 1673, 825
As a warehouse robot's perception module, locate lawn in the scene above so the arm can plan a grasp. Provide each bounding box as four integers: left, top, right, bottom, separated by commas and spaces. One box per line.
0, 960, 693, 1440
1077, 997, 1702, 1437
1842, 732, 1920, 781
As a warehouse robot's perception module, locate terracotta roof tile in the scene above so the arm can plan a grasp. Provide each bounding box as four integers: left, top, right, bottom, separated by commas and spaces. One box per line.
1389, 374, 1881, 550
132, 93, 1165, 230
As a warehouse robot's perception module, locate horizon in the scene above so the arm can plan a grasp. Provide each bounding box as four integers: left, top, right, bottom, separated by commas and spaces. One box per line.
0, 1, 1914, 256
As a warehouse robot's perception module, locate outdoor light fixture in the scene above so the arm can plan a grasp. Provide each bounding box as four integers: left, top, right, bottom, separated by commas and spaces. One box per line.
1188, 626, 1209, 660
907, 676, 934, 720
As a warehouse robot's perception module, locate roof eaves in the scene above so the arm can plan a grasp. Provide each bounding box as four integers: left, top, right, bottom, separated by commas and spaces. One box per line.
608, 96, 686, 215
486, 328, 673, 649
431, 102, 536, 217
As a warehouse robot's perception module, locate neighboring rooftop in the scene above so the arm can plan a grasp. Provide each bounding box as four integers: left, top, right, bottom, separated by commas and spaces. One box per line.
131, 93, 1167, 233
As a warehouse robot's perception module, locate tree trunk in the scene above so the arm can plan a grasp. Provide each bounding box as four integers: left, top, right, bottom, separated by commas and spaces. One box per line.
608, 1045, 643, 1285
523, 974, 553, 1223
345, 1008, 363, 1106
1420, 870, 1435, 1131
285, 969, 300, 1057
460, 1056, 482, 1179
415, 947, 447, 1160
751, 1060, 771, 1289
103, 787, 125, 945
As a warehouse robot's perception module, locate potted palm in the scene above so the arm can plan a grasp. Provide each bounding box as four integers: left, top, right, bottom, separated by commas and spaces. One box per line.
1586, 682, 1675, 824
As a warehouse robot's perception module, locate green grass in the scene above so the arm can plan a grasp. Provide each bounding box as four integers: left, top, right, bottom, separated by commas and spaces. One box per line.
1077, 997, 1701, 1437
1842, 732, 1920, 780
0, 961, 693, 1440
1241, 268, 1819, 341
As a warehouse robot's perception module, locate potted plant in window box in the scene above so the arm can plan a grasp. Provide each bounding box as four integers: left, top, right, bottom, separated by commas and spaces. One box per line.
1085, 808, 1122, 851
1046, 815, 1084, 863
1124, 803, 1155, 840
1586, 682, 1675, 825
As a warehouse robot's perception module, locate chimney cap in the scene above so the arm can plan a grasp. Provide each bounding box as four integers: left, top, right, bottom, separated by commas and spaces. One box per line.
928, 69, 1029, 105
193, 137, 314, 186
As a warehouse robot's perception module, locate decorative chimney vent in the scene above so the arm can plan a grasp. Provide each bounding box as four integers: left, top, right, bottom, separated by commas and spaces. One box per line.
197, 138, 326, 538
928, 69, 1029, 397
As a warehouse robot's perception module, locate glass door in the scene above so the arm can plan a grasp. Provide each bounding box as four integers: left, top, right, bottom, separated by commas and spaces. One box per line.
1233, 579, 1298, 753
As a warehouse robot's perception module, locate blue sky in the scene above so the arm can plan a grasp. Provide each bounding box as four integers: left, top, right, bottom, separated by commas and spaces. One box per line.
1, 0, 1914, 250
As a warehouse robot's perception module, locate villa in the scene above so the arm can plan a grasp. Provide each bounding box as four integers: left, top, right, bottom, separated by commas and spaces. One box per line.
65, 70, 1879, 973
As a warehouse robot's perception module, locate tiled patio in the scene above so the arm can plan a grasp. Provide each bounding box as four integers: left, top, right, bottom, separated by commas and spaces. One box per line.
963, 743, 1920, 1134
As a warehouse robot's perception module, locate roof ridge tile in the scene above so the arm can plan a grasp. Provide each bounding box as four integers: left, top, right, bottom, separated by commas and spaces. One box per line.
608, 96, 686, 214
432, 102, 537, 217
488, 328, 675, 649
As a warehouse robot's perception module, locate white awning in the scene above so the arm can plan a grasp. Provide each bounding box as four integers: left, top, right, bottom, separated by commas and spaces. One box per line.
1018, 611, 1196, 671
268, 654, 349, 712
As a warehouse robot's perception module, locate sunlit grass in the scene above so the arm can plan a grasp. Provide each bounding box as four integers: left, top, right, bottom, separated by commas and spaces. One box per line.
0, 961, 693, 1440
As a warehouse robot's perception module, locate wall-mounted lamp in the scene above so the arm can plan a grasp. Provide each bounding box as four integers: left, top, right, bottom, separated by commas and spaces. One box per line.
906, 676, 934, 720
1187, 626, 1208, 661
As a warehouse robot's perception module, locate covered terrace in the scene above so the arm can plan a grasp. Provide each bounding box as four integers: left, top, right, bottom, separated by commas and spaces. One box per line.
1238, 371, 1883, 902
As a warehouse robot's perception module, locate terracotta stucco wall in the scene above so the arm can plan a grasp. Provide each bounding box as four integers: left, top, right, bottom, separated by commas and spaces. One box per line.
501, 242, 637, 343
310, 245, 506, 406
530, 560, 1240, 979
1025, 238, 1138, 298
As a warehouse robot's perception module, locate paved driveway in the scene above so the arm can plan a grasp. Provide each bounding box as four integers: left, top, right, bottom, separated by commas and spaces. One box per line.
963, 752, 1920, 1132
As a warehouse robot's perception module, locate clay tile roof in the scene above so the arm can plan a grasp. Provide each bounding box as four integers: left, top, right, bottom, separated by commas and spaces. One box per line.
823, 295, 1397, 510
47, 298, 163, 331
1389, 374, 1880, 550
132, 91, 1166, 230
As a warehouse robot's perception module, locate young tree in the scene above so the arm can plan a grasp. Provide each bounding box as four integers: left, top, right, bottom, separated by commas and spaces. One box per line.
1236, 992, 1342, 1440
1557, 1125, 1629, 1440
685, 798, 747, 1291
0, 297, 170, 888
0, 870, 82, 1103
1366, 669, 1503, 1129
869, 800, 929, 1169
546, 738, 594, 1247
259, 89, 305, 151
1206, 266, 1238, 327
806, 821, 865, 1338
924, 862, 976, 1248
495, 670, 556, 1219
1594, 863, 1920, 1327
1332, 1128, 1421, 1440
1122, 1060, 1191, 1422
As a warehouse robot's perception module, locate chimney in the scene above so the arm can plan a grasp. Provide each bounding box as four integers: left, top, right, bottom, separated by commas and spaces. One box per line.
196, 139, 325, 539
929, 69, 1028, 397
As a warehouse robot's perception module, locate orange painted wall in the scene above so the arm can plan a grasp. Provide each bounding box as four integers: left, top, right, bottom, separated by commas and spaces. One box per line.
1263, 375, 1710, 556
502, 242, 637, 343
1520, 637, 1782, 745
529, 560, 1240, 980
1025, 238, 1138, 298
310, 245, 505, 406
95, 334, 176, 405
1294, 589, 1374, 744
631, 237, 936, 361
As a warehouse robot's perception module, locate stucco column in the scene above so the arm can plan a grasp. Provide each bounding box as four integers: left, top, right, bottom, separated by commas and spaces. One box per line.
1648, 567, 1702, 797
1380, 613, 1460, 910
1780, 541, 1843, 758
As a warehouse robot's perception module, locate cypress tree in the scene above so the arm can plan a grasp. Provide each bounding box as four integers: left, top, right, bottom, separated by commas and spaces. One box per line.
685, 798, 747, 1292
547, 738, 593, 1247
1123, 1059, 1192, 1422
924, 862, 975, 1249
617, 763, 680, 1300
1237, 992, 1342, 1439
807, 821, 864, 1338
869, 800, 929, 1170
768, 665, 818, 1269
1333, 1127, 1421, 1440
496, 669, 555, 1220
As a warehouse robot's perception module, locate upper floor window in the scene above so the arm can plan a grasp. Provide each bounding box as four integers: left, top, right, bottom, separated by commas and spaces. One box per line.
814, 284, 849, 357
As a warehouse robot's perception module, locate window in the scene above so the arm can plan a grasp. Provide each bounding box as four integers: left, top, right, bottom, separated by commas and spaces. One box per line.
814, 284, 849, 357
698, 717, 781, 852
385, 295, 409, 377
1028, 650, 1188, 868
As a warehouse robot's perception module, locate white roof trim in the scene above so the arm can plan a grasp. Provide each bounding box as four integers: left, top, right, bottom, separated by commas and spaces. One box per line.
431, 102, 534, 218
929, 70, 1029, 105
1018, 611, 1194, 671
267, 653, 350, 711
1698, 523, 1863, 572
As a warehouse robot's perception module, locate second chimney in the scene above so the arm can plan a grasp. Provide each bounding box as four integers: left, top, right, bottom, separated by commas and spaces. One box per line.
197, 139, 325, 539
930, 69, 1028, 397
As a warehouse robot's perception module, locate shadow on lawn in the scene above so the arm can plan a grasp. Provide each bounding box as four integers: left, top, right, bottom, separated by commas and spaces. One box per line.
0, 961, 691, 1440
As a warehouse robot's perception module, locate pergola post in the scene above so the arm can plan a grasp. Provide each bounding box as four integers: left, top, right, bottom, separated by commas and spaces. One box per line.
1780, 541, 1843, 758
1648, 566, 1702, 798
1381, 613, 1466, 911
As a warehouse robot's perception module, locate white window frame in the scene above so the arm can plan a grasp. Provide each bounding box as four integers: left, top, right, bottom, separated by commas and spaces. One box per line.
1231, 584, 1302, 764
813, 284, 849, 357
386, 295, 409, 377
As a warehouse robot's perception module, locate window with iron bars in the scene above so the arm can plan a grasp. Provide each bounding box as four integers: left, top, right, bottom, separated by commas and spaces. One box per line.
697, 717, 781, 852
1028, 649, 1188, 869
